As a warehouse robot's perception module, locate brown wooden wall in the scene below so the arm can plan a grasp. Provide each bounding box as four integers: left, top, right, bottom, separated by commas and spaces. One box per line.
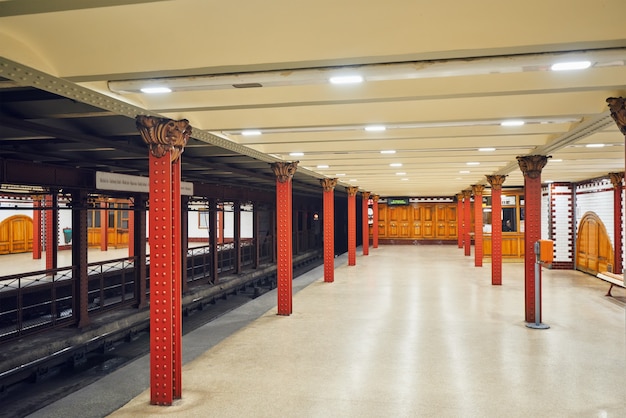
376, 203, 457, 242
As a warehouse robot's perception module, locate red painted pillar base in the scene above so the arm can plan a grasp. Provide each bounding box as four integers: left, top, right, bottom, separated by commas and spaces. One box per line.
518, 155, 548, 324
610, 172, 624, 274
463, 190, 471, 256
487, 175, 506, 285
472, 185, 484, 267
362, 191, 370, 256
149, 153, 175, 405
321, 179, 337, 282
347, 187, 358, 266
373, 195, 379, 248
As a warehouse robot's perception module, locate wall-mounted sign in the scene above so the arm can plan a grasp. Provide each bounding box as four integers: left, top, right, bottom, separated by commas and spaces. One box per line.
387, 197, 410, 206
96, 171, 193, 195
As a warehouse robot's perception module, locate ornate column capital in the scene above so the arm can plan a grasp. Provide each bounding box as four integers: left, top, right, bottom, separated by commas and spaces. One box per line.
362, 191, 371, 199
270, 161, 299, 183
456, 193, 464, 202
471, 184, 485, 195
462, 189, 472, 199
517, 155, 549, 179
320, 178, 337, 191
136, 115, 191, 162
372, 194, 379, 203
486, 174, 507, 190
609, 171, 625, 188
346, 186, 359, 197
607, 97, 626, 136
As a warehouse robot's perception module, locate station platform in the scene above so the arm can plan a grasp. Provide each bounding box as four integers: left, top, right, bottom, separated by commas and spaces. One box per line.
28, 245, 625, 417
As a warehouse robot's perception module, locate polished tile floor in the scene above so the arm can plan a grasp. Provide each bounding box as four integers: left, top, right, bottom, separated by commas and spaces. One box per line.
33, 245, 626, 417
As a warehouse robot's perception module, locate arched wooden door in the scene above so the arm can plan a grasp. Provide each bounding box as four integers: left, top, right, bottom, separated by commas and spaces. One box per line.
0, 215, 34, 255
576, 212, 614, 274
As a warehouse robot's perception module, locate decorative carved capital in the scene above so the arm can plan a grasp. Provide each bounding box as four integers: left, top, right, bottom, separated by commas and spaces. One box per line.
462, 189, 472, 199
486, 174, 507, 190
136, 115, 191, 162
270, 161, 299, 183
372, 194, 379, 203
320, 178, 337, 191
346, 186, 359, 197
456, 193, 464, 202
517, 155, 549, 179
609, 171, 624, 188
471, 184, 485, 195
607, 97, 626, 136
362, 191, 371, 199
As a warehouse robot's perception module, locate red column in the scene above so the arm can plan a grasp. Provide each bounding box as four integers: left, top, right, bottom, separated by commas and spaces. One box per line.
128, 208, 135, 257
456, 193, 463, 248
33, 197, 42, 259
372, 195, 379, 248
517, 155, 548, 323
171, 159, 182, 399
271, 161, 298, 315
137, 115, 191, 406
472, 185, 484, 267
347, 186, 358, 266
609, 172, 624, 274
45, 193, 57, 271
321, 178, 337, 282
463, 189, 471, 256
100, 201, 108, 251
486, 175, 507, 285
362, 191, 370, 255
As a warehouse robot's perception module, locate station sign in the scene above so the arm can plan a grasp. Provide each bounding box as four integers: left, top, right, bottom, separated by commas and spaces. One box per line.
96, 171, 193, 195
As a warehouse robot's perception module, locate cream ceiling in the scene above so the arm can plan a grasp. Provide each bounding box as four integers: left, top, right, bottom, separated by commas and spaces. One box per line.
1, 0, 625, 197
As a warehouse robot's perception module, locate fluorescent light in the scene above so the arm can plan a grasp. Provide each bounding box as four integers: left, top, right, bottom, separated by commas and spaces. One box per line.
242, 130, 262, 136
289, 152, 304, 157
349, 179, 357, 182
466, 162, 480, 166
140, 86, 172, 94
395, 172, 406, 175
501, 120, 525, 127
365, 125, 386, 132
478, 147, 496, 152
329, 75, 364, 84
551, 61, 592, 71
380, 150, 396, 154
550, 159, 563, 162
390, 163, 402, 167
317, 164, 329, 169
585, 143, 605, 148
336, 173, 346, 176
459, 170, 470, 174
401, 178, 409, 181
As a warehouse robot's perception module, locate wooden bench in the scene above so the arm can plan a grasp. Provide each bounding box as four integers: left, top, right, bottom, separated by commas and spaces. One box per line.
597, 271, 626, 297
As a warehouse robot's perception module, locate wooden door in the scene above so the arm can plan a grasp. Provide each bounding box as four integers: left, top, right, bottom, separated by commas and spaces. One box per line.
411, 205, 422, 238
576, 212, 613, 274
0, 215, 33, 255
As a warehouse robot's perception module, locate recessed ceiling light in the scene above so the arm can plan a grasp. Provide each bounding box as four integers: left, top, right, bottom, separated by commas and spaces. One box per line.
585, 143, 605, 148
501, 120, 525, 127
140, 86, 172, 94
242, 130, 262, 136
459, 170, 470, 174
289, 152, 304, 157
349, 179, 357, 182
478, 147, 496, 152
329, 75, 364, 84
336, 173, 346, 176
390, 163, 402, 167
545, 180, 554, 183
550, 61, 592, 71
401, 178, 409, 181
550, 159, 563, 162
380, 150, 396, 154
365, 125, 386, 132
395, 172, 406, 175
466, 162, 480, 166
317, 164, 329, 169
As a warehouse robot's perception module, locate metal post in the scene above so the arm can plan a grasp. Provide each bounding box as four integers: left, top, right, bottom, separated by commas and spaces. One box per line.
526, 241, 549, 329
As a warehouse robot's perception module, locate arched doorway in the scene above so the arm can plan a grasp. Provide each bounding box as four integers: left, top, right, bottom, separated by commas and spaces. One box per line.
0, 215, 34, 255
576, 211, 614, 274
